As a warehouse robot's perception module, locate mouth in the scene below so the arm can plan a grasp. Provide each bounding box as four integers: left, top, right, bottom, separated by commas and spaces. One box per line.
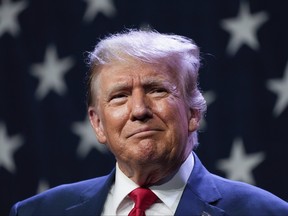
127, 127, 163, 138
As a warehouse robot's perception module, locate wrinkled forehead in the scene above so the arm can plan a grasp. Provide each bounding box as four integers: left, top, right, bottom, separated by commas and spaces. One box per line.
98, 58, 181, 84
89, 57, 184, 105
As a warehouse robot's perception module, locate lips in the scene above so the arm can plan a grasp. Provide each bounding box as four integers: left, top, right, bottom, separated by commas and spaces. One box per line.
127, 127, 163, 138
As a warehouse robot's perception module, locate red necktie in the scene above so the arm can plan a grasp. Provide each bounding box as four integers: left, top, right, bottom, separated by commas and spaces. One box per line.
128, 187, 158, 216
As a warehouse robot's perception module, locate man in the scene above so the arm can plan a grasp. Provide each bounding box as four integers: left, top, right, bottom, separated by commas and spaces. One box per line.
10, 29, 288, 216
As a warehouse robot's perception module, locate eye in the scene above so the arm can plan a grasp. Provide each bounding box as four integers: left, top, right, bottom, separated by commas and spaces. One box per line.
152, 88, 165, 93
150, 88, 168, 96
110, 93, 127, 101
108, 92, 130, 105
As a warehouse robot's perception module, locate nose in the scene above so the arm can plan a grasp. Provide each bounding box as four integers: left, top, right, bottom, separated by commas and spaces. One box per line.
130, 89, 153, 121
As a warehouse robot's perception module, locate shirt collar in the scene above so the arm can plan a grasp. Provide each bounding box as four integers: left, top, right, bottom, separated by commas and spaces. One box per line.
112, 163, 139, 212
112, 152, 194, 213
150, 153, 194, 212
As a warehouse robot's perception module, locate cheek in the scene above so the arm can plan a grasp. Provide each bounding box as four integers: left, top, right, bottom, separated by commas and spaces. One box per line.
154, 99, 173, 115
163, 100, 189, 139
109, 106, 128, 120
102, 106, 129, 134
155, 98, 188, 122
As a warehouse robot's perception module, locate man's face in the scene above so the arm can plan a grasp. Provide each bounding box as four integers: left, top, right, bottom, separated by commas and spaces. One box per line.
89, 61, 198, 168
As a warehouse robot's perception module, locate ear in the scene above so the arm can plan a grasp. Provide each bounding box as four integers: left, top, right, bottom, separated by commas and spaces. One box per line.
88, 107, 107, 144
188, 109, 200, 132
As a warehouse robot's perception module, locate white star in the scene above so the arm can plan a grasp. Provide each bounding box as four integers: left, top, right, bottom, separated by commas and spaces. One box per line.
0, 0, 28, 37
216, 138, 265, 185
0, 122, 23, 173
72, 117, 108, 158
83, 0, 116, 22
266, 61, 288, 117
30, 45, 75, 100
221, 1, 269, 56
200, 91, 216, 130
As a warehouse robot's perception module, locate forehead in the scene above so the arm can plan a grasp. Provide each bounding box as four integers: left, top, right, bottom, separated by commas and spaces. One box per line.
90, 60, 183, 105
97, 60, 178, 85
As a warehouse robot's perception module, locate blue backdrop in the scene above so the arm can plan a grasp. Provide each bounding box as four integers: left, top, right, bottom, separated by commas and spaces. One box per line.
1, 0, 288, 215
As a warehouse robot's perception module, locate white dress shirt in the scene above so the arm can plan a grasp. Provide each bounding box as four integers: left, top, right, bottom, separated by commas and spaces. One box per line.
101, 153, 194, 215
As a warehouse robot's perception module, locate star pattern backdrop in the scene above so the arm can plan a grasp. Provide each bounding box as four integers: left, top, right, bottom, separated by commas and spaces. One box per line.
1, 0, 288, 214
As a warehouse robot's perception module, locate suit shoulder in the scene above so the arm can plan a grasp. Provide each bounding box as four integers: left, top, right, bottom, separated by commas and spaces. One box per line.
211, 174, 288, 214
11, 175, 111, 216
30, 175, 108, 199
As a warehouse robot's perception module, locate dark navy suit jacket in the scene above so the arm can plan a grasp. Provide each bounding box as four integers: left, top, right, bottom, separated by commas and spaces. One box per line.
10, 153, 288, 216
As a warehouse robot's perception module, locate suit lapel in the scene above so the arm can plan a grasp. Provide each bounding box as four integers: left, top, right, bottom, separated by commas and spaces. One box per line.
62, 153, 227, 216
65, 169, 115, 216
175, 153, 227, 216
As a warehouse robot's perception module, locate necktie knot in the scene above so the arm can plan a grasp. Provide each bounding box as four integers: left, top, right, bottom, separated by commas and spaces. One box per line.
128, 187, 158, 216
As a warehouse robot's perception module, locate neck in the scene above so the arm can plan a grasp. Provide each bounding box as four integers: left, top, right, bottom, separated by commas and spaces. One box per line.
117, 157, 186, 186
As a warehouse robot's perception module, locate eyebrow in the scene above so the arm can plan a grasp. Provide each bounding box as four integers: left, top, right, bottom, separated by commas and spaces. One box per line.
104, 76, 175, 96
143, 78, 167, 86
106, 82, 131, 96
